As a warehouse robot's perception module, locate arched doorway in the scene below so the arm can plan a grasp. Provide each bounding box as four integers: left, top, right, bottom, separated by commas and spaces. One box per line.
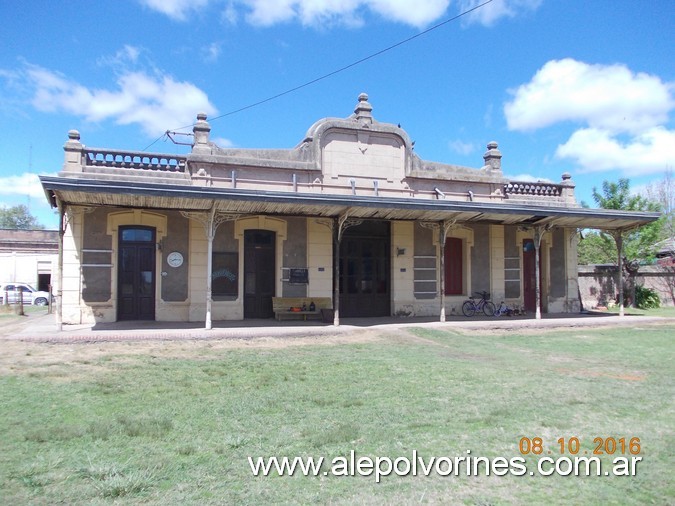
118, 226, 156, 320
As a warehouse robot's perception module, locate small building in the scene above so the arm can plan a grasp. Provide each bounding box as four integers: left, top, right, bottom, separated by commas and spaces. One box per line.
40, 94, 659, 327
0, 229, 58, 291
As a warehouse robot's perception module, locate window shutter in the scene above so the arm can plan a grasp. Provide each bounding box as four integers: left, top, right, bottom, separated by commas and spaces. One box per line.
444, 237, 463, 295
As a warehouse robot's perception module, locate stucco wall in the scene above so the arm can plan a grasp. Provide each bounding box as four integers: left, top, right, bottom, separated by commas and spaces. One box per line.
282, 217, 308, 297
578, 265, 675, 308
550, 228, 566, 298
470, 224, 490, 296
504, 226, 520, 299
161, 212, 190, 302
81, 208, 112, 303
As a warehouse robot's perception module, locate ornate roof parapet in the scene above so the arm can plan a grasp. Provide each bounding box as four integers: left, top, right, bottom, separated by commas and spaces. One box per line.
54, 96, 578, 207
501, 173, 579, 207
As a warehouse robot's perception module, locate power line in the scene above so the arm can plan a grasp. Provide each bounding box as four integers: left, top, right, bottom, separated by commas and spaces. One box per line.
143, 0, 494, 151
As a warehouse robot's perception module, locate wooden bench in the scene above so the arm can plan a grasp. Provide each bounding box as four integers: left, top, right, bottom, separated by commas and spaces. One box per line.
272, 297, 333, 321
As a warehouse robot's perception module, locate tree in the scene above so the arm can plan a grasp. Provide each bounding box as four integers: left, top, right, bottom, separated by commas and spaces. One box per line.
578, 179, 662, 314
0, 204, 44, 230
586, 179, 662, 261
577, 231, 615, 265
642, 168, 674, 243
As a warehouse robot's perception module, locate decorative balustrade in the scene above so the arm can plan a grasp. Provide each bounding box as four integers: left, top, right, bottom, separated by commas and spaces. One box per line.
504, 181, 563, 197
84, 149, 187, 173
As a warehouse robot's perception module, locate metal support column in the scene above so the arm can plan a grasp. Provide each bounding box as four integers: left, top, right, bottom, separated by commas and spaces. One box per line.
532, 224, 551, 320
320, 212, 362, 327
333, 217, 341, 327
56, 200, 65, 332
439, 225, 446, 322
616, 233, 624, 317
181, 209, 246, 330
205, 207, 216, 330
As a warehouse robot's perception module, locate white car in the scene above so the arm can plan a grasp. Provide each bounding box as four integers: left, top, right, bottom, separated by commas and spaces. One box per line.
0, 283, 52, 306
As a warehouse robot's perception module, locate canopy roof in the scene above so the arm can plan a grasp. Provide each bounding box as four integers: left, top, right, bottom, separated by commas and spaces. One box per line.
41, 176, 660, 231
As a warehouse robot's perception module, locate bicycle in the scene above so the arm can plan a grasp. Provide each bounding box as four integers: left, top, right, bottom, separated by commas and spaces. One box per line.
494, 301, 510, 316
494, 301, 526, 316
462, 291, 496, 317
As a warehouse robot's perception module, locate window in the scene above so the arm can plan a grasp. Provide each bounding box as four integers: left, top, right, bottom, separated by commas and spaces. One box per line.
212, 252, 238, 298
444, 237, 463, 295
121, 228, 154, 242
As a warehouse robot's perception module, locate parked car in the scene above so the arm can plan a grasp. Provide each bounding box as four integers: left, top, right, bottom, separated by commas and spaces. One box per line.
0, 283, 52, 306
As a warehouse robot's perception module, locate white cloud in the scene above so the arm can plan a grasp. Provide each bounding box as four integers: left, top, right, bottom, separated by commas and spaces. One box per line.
97, 45, 143, 68
504, 173, 553, 183
457, 0, 541, 27
363, 0, 450, 27
202, 42, 222, 63
505, 58, 675, 177
222, 2, 239, 24
504, 59, 673, 134
241, 0, 363, 27
138, 0, 210, 20
555, 127, 675, 175
0, 172, 57, 201
140, 0, 452, 28
138, 0, 535, 28
448, 139, 476, 155
238, 0, 453, 28
211, 136, 235, 148
24, 64, 217, 137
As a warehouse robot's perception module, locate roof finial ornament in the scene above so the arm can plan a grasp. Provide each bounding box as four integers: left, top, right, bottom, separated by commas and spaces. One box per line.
483, 141, 502, 173
354, 93, 373, 125
192, 112, 212, 153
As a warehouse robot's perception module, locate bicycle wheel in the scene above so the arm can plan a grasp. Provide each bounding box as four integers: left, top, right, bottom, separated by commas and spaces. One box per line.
483, 301, 496, 316
462, 301, 476, 317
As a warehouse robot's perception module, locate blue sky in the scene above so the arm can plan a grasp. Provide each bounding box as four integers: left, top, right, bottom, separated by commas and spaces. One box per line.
1, 0, 673, 229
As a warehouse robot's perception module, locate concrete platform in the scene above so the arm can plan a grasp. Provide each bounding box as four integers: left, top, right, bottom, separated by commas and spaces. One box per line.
3, 311, 672, 343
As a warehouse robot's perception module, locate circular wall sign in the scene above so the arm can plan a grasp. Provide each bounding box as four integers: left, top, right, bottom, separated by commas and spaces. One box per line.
167, 251, 184, 268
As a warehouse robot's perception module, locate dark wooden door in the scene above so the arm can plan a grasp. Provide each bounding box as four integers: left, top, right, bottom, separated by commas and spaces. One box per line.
244, 230, 275, 318
339, 221, 390, 317
118, 227, 156, 320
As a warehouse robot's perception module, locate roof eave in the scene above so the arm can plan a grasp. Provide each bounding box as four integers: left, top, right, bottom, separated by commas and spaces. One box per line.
39, 176, 661, 231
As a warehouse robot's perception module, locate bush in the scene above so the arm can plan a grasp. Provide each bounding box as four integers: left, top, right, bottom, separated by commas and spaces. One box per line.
635, 285, 660, 309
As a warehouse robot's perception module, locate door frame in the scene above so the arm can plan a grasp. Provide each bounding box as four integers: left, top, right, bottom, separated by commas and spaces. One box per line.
107, 210, 167, 322
234, 216, 287, 317
339, 220, 391, 317
243, 229, 276, 318
117, 225, 157, 320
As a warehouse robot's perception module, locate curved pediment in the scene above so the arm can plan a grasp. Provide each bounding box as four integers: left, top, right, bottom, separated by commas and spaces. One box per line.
301, 93, 414, 179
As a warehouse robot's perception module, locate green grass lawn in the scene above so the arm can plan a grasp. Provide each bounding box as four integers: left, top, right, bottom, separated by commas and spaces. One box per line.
0, 305, 50, 318
0, 323, 673, 505
603, 306, 675, 317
